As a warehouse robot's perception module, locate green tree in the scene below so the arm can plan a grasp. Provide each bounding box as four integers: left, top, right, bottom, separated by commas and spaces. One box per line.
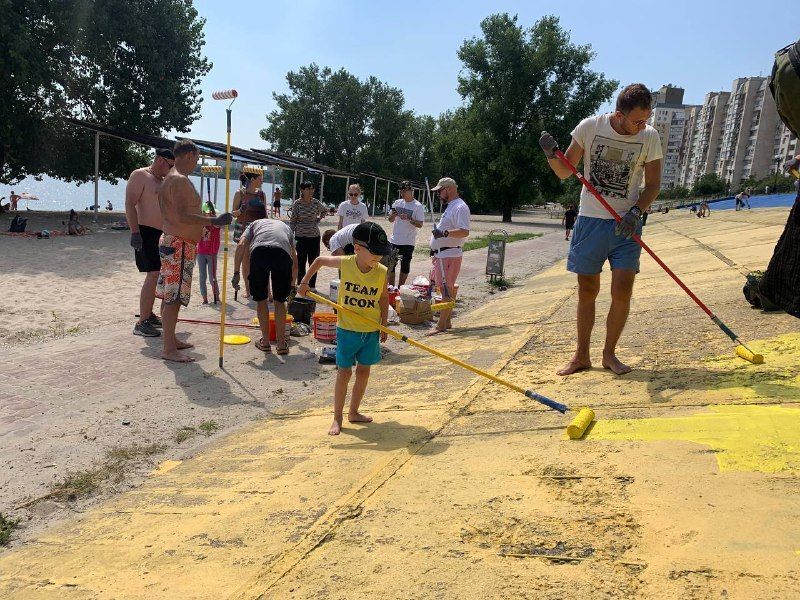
1, 0, 211, 184
454, 13, 617, 221
262, 65, 423, 188
692, 173, 726, 196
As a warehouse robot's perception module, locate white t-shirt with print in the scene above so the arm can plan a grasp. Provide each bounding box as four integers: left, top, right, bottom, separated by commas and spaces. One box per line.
389, 198, 425, 246
429, 197, 471, 258
571, 114, 663, 219
329, 223, 357, 253
337, 201, 369, 227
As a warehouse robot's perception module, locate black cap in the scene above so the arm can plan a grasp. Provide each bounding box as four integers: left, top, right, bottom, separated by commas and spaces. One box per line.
352, 222, 391, 256
156, 148, 175, 160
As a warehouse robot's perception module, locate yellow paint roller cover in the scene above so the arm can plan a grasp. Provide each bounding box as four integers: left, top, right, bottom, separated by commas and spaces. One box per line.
567, 407, 595, 440
736, 345, 764, 364
223, 334, 251, 345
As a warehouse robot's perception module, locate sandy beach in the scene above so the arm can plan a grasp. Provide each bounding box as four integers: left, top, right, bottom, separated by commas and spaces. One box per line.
0, 208, 568, 542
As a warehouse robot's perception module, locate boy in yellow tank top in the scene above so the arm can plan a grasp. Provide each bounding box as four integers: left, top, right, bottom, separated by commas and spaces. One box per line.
298, 222, 390, 435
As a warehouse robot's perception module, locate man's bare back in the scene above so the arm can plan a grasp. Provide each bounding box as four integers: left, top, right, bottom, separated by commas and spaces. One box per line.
127, 167, 164, 230
159, 169, 203, 242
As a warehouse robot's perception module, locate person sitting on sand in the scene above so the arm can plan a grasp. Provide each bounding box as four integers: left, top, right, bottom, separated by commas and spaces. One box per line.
106, 200, 113, 211
66, 210, 88, 236
298, 222, 390, 435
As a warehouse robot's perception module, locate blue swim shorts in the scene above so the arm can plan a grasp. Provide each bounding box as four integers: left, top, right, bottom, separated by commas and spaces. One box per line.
336, 328, 381, 368
567, 216, 643, 275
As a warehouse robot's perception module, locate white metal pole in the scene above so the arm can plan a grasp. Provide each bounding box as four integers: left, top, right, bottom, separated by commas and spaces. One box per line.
320, 173, 326, 204
213, 172, 219, 209
385, 180, 390, 214
93, 132, 100, 222
292, 169, 298, 200
372, 177, 378, 216
345, 176, 350, 203
199, 156, 205, 206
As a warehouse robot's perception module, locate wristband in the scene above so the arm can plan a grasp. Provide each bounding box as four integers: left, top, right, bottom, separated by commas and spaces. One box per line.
444, 230, 449, 237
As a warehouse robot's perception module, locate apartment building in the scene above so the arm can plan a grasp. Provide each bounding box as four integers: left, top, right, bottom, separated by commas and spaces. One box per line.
679, 92, 730, 188
649, 86, 688, 189
676, 105, 699, 188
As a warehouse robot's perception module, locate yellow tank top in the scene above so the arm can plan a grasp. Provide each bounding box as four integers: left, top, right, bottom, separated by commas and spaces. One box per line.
337, 255, 387, 332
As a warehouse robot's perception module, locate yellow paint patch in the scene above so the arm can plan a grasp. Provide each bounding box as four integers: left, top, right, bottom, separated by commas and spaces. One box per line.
150, 460, 182, 475
591, 405, 800, 474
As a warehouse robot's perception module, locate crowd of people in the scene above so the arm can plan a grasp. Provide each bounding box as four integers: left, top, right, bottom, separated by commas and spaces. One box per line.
116, 81, 797, 435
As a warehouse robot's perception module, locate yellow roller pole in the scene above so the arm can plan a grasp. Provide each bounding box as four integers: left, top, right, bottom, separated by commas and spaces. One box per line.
306, 291, 567, 413
212, 89, 238, 367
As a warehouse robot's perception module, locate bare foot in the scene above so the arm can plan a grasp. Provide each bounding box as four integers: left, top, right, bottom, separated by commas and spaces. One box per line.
161, 350, 195, 363
556, 357, 592, 376
348, 412, 373, 424
425, 327, 447, 337
328, 419, 342, 436
176, 340, 194, 350
602, 353, 632, 375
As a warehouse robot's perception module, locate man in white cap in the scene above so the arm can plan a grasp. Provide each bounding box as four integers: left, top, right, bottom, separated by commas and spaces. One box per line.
428, 177, 470, 334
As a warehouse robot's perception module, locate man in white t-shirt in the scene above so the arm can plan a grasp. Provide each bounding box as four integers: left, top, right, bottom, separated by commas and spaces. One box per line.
428, 177, 470, 335
388, 180, 425, 287
540, 83, 662, 376
337, 183, 369, 229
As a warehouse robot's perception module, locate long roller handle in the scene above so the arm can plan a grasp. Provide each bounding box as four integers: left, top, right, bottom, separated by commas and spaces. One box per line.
551, 146, 749, 348
307, 292, 567, 413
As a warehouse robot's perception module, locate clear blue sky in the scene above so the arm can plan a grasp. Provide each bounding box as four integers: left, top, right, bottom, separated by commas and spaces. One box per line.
183, 0, 796, 151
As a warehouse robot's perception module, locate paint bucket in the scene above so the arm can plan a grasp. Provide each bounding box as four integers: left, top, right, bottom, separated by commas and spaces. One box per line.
268, 314, 294, 342
288, 296, 316, 325
312, 312, 338, 343
329, 278, 340, 302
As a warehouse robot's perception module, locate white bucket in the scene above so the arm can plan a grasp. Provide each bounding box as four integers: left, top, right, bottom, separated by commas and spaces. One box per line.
329, 278, 340, 302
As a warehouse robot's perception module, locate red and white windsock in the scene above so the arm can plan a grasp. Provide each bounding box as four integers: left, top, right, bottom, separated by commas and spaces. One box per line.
212, 89, 238, 100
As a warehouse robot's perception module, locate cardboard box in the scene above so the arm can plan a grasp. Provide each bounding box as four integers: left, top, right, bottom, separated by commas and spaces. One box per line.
395, 297, 433, 325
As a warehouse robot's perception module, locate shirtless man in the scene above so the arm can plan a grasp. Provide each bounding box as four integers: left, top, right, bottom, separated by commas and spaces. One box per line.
157, 140, 232, 362
126, 148, 175, 337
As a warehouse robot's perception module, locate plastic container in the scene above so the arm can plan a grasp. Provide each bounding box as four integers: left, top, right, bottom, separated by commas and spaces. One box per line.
268, 314, 294, 342
288, 296, 316, 325
388, 289, 400, 308
312, 312, 338, 343
329, 278, 340, 302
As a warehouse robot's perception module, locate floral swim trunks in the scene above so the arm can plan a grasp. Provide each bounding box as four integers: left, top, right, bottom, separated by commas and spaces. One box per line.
156, 234, 198, 306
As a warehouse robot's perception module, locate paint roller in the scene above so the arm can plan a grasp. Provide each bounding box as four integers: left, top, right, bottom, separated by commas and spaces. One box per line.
213, 88, 238, 367
212, 89, 238, 101
545, 137, 764, 365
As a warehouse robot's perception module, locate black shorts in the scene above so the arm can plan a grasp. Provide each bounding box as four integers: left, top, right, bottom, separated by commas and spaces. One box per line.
342, 243, 355, 255
565, 221, 575, 231
248, 246, 293, 302
391, 243, 414, 273
135, 224, 162, 273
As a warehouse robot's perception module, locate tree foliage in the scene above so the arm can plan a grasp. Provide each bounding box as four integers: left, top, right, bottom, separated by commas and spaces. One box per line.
691, 173, 726, 196
1, 0, 211, 184
454, 14, 617, 221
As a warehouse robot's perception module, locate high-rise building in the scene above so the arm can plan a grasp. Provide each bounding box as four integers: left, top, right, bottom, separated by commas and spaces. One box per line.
649, 85, 689, 189
674, 78, 796, 192
676, 105, 700, 188
679, 91, 730, 189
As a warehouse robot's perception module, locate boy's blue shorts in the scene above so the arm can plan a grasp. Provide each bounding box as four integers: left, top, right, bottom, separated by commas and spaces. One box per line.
336, 328, 381, 368
567, 216, 643, 275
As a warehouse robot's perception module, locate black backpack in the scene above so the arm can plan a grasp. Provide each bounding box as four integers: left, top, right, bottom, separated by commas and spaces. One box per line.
770, 38, 800, 137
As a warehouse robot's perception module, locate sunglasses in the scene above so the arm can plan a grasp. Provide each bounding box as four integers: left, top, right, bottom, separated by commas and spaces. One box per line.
348, 192, 359, 197
160, 156, 175, 167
